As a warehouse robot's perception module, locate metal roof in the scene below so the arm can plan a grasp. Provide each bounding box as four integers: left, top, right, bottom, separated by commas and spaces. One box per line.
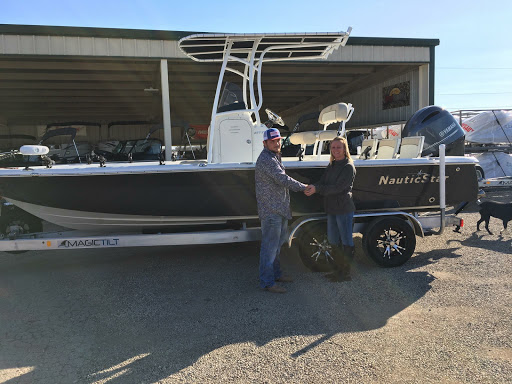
0, 24, 439, 47
0, 24, 437, 127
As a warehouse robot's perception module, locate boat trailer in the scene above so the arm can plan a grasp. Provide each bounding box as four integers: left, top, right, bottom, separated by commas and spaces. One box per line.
0, 145, 467, 269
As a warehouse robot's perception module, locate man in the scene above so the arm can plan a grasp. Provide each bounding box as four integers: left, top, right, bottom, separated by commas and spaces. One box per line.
255, 128, 307, 293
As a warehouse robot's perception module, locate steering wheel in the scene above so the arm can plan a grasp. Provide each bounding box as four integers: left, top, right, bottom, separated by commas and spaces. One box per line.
265, 108, 285, 126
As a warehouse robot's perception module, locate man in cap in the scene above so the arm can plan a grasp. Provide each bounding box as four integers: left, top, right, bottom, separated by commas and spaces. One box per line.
255, 128, 308, 293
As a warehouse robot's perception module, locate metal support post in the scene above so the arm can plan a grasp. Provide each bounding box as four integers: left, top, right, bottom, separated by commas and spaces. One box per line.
160, 59, 173, 161
439, 144, 446, 234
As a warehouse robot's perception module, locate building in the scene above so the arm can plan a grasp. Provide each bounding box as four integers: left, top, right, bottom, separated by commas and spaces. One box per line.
0, 24, 439, 155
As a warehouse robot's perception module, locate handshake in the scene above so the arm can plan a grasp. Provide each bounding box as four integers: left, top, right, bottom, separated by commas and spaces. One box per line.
304, 184, 316, 196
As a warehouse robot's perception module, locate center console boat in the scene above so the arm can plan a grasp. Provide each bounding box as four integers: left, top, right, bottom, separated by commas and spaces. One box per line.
0, 29, 479, 236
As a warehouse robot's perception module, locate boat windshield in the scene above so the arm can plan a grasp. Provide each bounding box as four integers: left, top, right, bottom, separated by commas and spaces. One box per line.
132, 139, 161, 155
217, 83, 246, 112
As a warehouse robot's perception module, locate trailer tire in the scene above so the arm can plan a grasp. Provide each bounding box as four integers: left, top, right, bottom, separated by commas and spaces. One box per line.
298, 221, 336, 272
476, 165, 485, 180
0, 208, 43, 253
363, 217, 416, 267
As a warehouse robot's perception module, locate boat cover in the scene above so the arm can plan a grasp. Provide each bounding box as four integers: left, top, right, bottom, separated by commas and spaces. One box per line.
461, 110, 512, 144
372, 125, 402, 139
179, 31, 351, 62
473, 151, 512, 178
39, 127, 77, 143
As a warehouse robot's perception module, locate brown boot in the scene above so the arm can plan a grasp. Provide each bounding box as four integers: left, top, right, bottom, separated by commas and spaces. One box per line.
276, 275, 294, 283
341, 245, 355, 281
265, 284, 287, 293
325, 246, 350, 282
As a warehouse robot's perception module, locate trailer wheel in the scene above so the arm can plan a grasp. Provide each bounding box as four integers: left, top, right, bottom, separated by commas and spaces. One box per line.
476, 165, 484, 180
0, 207, 43, 253
363, 217, 416, 267
1, 212, 43, 237
298, 221, 336, 272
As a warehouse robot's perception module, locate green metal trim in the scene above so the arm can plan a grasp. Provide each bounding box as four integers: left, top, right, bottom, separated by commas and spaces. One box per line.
0, 24, 440, 48
347, 36, 439, 47
0, 24, 198, 40
429, 46, 436, 105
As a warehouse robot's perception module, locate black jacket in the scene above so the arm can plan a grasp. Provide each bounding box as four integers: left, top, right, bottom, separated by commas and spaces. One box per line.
315, 158, 356, 214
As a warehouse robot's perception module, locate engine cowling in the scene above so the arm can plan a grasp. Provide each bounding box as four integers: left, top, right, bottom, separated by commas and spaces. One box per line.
402, 106, 465, 156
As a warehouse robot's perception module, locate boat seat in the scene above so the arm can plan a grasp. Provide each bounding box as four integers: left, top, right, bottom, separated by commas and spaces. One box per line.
399, 136, 425, 158
318, 130, 339, 142
318, 103, 353, 125
358, 138, 378, 159
376, 138, 400, 159
289, 130, 339, 159
289, 131, 318, 145
289, 130, 339, 145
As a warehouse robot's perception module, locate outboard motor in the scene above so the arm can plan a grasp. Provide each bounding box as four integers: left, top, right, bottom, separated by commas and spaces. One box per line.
402, 106, 465, 156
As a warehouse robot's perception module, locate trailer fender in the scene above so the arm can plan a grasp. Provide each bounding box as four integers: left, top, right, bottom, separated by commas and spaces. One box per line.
287, 214, 326, 247
287, 211, 425, 248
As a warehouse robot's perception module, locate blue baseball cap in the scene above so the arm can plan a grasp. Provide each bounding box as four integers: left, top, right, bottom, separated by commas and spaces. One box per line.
263, 128, 281, 141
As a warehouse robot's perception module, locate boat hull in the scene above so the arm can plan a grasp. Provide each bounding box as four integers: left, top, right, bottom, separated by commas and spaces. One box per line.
0, 158, 479, 232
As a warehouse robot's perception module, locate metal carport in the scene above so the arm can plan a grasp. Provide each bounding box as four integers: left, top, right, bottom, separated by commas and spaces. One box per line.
0, 24, 439, 157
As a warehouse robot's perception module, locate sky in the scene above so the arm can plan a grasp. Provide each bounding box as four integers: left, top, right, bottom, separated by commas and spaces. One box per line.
1, 0, 511, 112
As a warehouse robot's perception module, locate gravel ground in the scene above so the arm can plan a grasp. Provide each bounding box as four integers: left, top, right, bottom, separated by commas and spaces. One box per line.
0, 190, 511, 383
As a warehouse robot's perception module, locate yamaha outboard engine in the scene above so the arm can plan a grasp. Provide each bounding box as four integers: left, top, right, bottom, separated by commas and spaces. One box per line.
402, 106, 465, 156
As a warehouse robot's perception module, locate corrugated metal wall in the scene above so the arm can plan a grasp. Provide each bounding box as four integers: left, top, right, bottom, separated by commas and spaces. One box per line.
328, 45, 430, 63
0, 34, 187, 58
345, 69, 419, 128
282, 68, 420, 130
0, 30, 432, 140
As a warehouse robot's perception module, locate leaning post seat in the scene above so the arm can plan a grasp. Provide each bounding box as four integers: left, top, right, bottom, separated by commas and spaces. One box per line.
288, 102, 353, 160
318, 103, 353, 126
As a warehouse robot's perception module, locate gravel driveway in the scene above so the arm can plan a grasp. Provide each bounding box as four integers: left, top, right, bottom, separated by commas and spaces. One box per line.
0, 190, 511, 383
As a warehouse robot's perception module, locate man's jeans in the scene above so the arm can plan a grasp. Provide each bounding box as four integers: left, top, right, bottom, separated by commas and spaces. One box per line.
259, 214, 288, 288
327, 212, 354, 247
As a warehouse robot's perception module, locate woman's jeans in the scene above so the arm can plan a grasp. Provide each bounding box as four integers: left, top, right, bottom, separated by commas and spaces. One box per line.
327, 212, 354, 247
259, 214, 288, 288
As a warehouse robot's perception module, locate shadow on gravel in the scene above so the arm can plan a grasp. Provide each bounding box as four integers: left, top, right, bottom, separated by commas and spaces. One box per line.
446, 231, 512, 251
0, 242, 433, 383
406, 247, 462, 268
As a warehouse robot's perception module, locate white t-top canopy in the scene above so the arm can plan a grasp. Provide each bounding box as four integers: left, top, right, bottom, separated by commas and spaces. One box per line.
178, 30, 351, 62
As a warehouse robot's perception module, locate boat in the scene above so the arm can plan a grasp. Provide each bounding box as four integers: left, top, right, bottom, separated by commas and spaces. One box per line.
95, 120, 205, 162
461, 110, 512, 146
0, 29, 479, 233
459, 110, 512, 181
39, 127, 93, 164
0, 134, 38, 168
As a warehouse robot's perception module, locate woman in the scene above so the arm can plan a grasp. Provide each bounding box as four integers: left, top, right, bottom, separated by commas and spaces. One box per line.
304, 136, 356, 281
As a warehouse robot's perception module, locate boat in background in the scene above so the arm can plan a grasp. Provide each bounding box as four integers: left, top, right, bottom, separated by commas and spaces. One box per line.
457, 109, 512, 181
0, 134, 38, 168
40, 127, 92, 164
461, 110, 512, 146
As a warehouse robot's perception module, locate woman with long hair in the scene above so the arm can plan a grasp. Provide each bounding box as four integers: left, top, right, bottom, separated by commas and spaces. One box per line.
304, 136, 356, 281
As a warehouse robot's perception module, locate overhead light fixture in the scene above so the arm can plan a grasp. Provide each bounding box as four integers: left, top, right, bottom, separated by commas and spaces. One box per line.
144, 87, 160, 92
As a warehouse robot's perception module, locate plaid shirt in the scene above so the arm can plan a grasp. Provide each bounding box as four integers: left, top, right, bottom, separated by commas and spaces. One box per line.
255, 148, 307, 220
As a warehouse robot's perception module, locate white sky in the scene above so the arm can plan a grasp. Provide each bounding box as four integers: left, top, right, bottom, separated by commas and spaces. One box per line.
1, 0, 511, 111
